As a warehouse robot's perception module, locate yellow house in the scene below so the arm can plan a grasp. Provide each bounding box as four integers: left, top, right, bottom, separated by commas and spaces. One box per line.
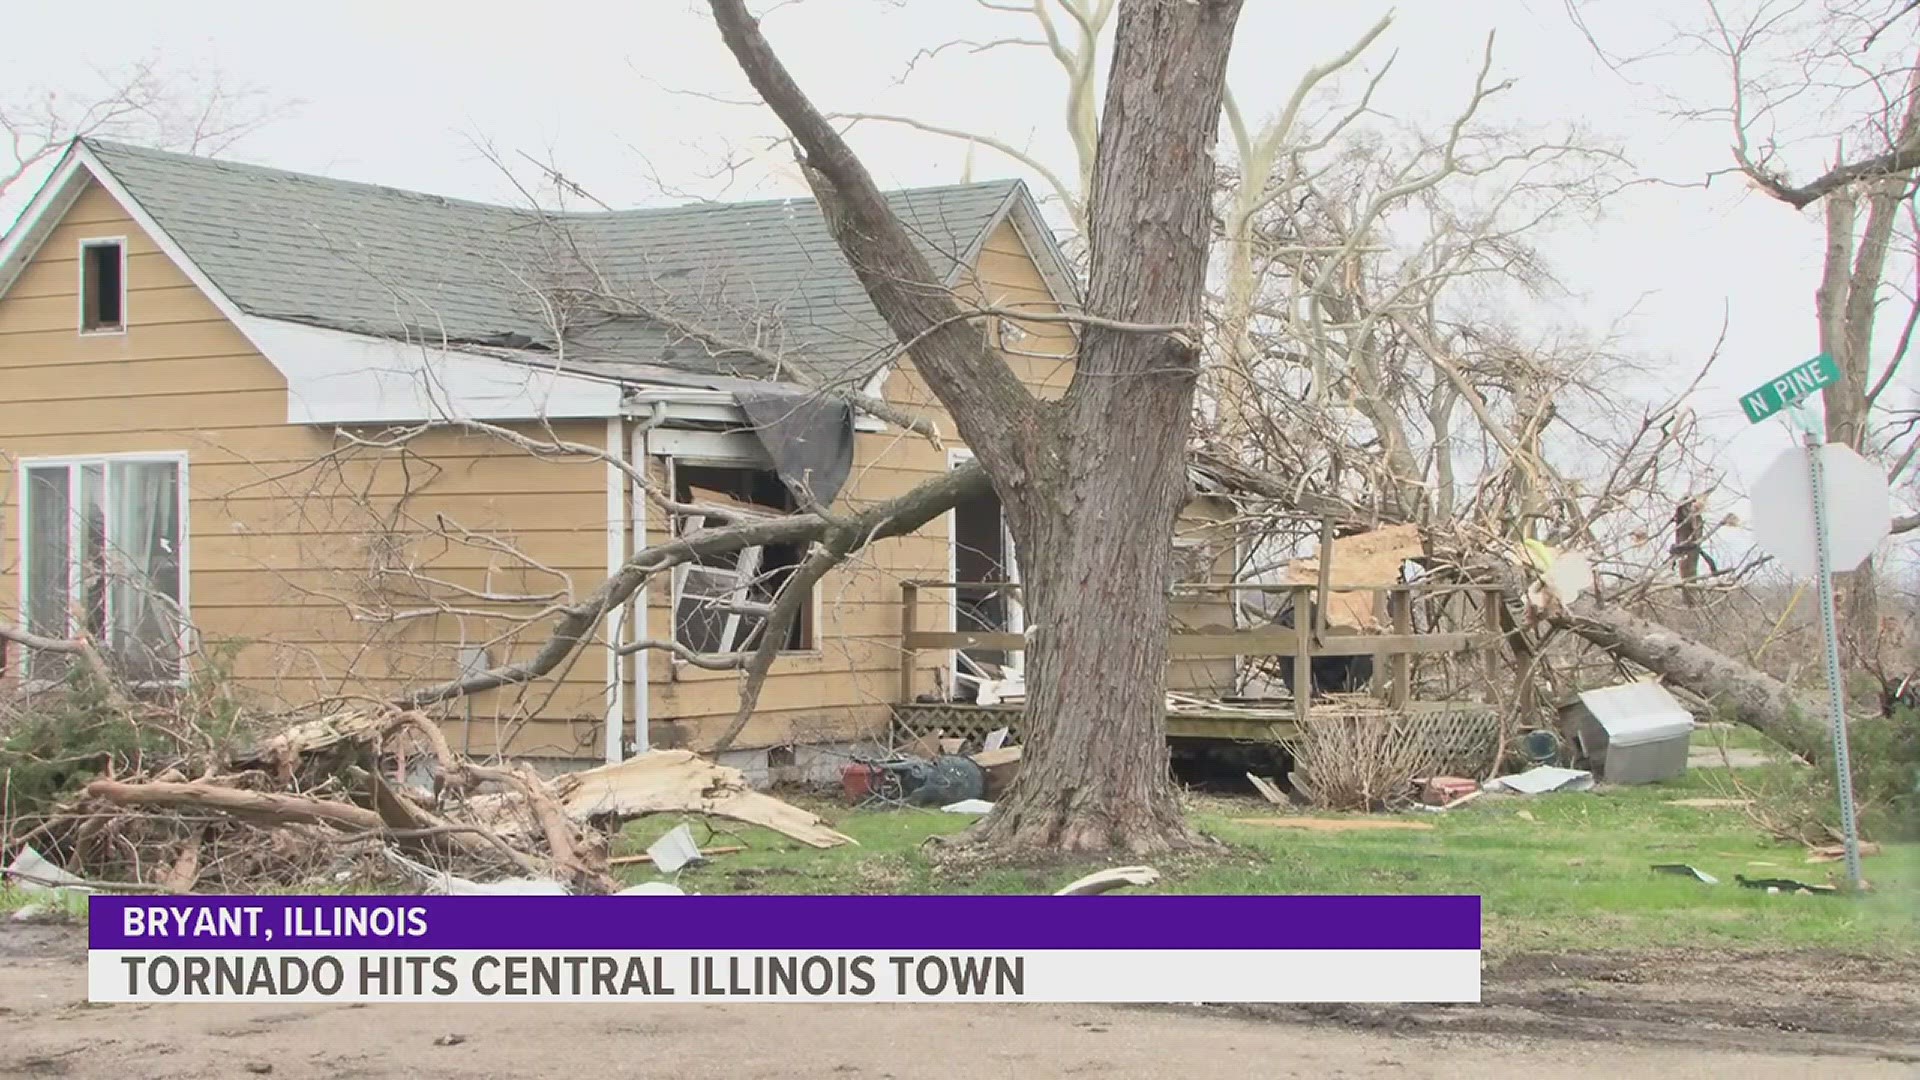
0, 140, 1237, 776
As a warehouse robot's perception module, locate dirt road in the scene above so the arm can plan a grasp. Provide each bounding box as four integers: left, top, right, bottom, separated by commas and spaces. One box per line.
2, 925, 1913, 1079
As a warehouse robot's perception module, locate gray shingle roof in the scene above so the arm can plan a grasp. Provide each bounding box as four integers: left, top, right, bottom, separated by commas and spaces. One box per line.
84, 139, 1027, 386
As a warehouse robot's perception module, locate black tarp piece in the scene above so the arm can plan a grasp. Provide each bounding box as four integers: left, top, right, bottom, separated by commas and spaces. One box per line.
733, 384, 855, 508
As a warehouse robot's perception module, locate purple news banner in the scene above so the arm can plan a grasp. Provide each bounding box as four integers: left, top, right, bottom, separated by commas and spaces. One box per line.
92, 894, 1481, 951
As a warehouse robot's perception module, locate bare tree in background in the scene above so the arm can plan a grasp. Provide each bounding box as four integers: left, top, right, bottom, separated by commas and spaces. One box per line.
1, 56, 291, 205
1567, 0, 1920, 662
1705, 0, 1920, 656
705, 0, 1244, 854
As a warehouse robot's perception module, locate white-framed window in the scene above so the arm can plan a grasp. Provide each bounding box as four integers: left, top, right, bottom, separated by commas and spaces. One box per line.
666, 461, 816, 657
20, 454, 189, 684
78, 237, 127, 334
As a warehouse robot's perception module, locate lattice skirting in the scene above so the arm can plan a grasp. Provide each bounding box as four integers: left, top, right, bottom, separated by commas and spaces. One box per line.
891, 701, 1501, 771
891, 703, 1024, 747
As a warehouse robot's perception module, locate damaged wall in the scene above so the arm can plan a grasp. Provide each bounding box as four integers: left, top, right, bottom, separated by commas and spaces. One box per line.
641, 217, 1082, 752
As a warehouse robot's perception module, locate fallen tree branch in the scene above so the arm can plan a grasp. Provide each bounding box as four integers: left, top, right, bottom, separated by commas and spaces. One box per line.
1550, 594, 1829, 762
399, 459, 992, 707
710, 525, 860, 754
83, 778, 387, 832
0, 624, 131, 709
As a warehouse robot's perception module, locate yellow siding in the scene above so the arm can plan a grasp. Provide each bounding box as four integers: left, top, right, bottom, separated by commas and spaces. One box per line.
646, 220, 1084, 750
2, 186, 1195, 758
0, 182, 613, 759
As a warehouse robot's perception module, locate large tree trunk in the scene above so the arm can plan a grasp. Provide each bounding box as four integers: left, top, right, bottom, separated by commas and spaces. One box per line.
992, 488, 1192, 851
973, 0, 1242, 853
707, 0, 1244, 853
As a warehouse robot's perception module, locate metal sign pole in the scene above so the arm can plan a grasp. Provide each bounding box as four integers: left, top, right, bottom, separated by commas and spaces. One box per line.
1797, 408, 1866, 891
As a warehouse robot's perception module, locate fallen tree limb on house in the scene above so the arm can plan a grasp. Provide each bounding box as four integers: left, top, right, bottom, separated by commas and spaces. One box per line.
1203, 454, 1850, 764
400, 458, 993, 708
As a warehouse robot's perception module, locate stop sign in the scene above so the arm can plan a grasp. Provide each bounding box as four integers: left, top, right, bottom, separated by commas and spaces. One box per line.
1749, 443, 1892, 578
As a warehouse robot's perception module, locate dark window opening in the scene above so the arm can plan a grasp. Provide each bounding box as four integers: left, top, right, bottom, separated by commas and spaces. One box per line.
670, 463, 814, 654
81, 241, 124, 332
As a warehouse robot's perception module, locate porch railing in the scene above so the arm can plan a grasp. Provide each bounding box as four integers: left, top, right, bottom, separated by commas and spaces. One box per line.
898, 580, 1508, 725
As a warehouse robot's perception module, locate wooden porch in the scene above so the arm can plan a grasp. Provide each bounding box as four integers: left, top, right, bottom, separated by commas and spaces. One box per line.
890, 579, 1510, 749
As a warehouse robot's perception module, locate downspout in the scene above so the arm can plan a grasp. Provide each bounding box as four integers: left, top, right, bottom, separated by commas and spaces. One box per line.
630, 401, 669, 754
604, 416, 628, 766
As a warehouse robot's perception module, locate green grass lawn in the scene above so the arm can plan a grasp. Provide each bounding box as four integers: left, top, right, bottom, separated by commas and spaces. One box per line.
7, 727, 1909, 958
619, 733, 1918, 957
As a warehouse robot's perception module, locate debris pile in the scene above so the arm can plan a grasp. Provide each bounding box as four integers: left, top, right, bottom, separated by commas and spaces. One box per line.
841, 734, 1023, 812
7, 706, 852, 896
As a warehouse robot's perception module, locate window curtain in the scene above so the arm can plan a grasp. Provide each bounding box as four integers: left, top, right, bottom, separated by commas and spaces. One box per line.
24, 466, 71, 681
106, 461, 181, 682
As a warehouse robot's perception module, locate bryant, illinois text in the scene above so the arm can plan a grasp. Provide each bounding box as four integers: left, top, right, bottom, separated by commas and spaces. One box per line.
119, 903, 429, 942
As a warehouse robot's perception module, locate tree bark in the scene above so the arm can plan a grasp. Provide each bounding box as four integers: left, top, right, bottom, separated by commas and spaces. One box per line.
979, 0, 1245, 853
1551, 595, 1827, 762
708, 0, 1245, 853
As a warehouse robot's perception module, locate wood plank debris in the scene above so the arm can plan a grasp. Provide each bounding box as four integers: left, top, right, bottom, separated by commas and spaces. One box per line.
1053, 866, 1160, 895
1281, 524, 1424, 629
1246, 773, 1288, 805
550, 750, 856, 849
1807, 841, 1881, 863
1230, 817, 1437, 832
609, 845, 746, 867
28, 707, 853, 896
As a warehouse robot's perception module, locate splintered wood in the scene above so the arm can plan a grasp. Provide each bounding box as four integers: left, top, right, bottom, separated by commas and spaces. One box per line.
35, 708, 852, 895
1282, 524, 1423, 629
550, 750, 856, 849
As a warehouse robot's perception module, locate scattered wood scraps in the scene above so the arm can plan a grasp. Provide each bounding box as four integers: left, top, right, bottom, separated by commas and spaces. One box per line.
549, 750, 856, 849
1807, 841, 1881, 863
1230, 817, 1437, 832
1245, 773, 1288, 806
608, 845, 747, 868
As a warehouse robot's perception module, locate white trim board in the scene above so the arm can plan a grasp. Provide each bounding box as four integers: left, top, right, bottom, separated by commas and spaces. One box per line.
0, 145, 1066, 430
249, 316, 621, 424
603, 417, 627, 765
15, 450, 193, 688
0, 144, 622, 426
76, 235, 129, 337
629, 423, 652, 754
945, 447, 1023, 696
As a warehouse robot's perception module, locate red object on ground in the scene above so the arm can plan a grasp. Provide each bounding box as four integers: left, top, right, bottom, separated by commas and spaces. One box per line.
841, 763, 882, 803
1422, 776, 1478, 806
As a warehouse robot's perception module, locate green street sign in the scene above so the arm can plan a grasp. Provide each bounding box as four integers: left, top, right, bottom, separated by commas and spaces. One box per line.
1739, 353, 1839, 423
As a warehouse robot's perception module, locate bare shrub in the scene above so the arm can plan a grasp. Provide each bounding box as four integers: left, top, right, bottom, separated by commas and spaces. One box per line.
1282, 700, 1457, 811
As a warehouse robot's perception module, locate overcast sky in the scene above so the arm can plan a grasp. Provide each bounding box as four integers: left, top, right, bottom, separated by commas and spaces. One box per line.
5, 0, 1911, 518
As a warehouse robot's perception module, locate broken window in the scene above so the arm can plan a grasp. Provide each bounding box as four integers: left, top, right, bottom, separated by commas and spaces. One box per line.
80, 239, 125, 333
669, 463, 814, 655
